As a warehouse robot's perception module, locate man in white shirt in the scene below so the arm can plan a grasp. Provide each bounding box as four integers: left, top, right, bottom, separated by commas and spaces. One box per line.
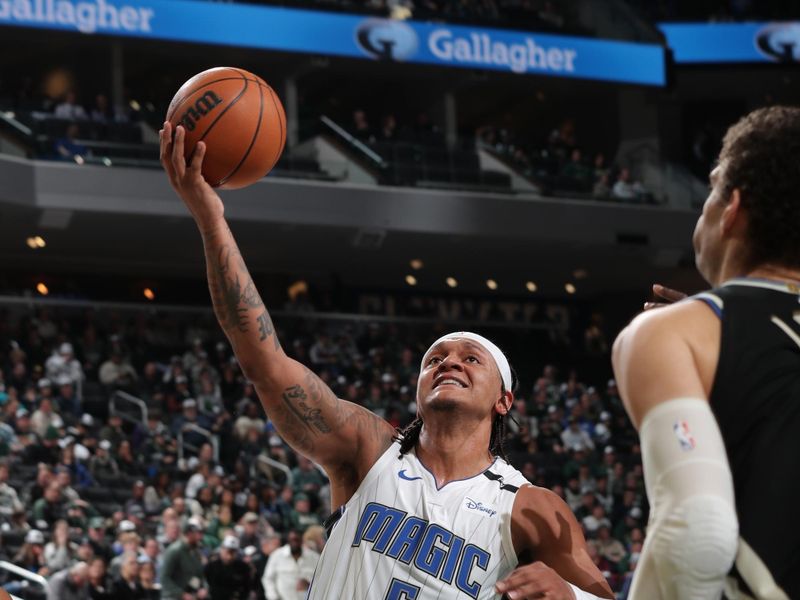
262, 529, 319, 600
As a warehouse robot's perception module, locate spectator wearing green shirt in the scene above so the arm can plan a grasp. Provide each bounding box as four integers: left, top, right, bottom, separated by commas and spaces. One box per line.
160, 517, 206, 600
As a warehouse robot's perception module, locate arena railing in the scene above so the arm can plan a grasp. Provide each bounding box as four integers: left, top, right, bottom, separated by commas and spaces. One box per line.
0, 560, 49, 596
109, 390, 149, 428
177, 423, 220, 463
255, 455, 294, 488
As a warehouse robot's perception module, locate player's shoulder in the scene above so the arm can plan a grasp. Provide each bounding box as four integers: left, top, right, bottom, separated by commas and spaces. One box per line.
615, 297, 718, 353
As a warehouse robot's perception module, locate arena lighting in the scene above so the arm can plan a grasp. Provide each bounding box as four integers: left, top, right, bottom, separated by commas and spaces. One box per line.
486, 279, 498, 290
143, 288, 155, 301
26, 236, 46, 249
526, 281, 538, 292
565, 283, 577, 294
573, 268, 588, 280
446, 277, 458, 288
74, 155, 85, 165
102, 157, 113, 167
129, 100, 141, 111
36, 283, 49, 296
410, 259, 424, 270
405, 275, 417, 286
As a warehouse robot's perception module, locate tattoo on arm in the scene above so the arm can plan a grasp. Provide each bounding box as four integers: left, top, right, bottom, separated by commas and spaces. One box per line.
281, 384, 331, 434
208, 244, 264, 334
256, 311, 281, 351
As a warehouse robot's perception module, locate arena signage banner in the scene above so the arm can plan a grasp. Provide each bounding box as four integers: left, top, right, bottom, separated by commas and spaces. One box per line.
659, 21, 800, 63
0, 0, 666, 85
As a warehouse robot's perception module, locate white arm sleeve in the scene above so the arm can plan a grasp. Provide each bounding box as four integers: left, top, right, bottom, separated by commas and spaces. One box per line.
630, 397, 738, 600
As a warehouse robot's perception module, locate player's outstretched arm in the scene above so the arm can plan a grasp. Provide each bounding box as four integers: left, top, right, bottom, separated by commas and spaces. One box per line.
498, 487, 614, 599
159, 123, 394, 482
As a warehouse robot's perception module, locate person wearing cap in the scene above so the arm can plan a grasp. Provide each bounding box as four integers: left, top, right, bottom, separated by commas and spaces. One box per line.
287, 493, 320, 533
204, 535, 252, 600
45, 342, 84, 389
10, 529, 48, 584
161, 128, 613, 600
263, 529, 319, 600
55, 373, 82, 417
89, 439, 119, 479
160, 517, 206, 600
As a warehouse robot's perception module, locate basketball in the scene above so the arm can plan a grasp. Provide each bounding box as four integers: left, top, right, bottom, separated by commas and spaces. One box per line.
166, 67, 286, 189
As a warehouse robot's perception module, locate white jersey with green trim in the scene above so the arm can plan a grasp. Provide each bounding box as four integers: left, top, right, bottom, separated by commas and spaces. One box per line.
307, 439, 529, 600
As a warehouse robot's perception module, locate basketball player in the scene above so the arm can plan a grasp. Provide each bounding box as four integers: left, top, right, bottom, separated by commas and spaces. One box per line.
159, 121, 613, 599
613, 106, 800, 599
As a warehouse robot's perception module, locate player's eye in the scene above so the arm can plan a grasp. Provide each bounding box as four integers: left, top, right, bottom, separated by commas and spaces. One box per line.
427, 356, 442, 366
465, 355, 480, 363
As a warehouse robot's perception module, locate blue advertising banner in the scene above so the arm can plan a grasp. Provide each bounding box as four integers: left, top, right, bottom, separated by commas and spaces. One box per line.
659, 21, 800, 63
0, 0, 666, 85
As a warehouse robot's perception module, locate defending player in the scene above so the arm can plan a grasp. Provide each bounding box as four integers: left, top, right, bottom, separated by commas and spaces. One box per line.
160, 121, 613, 600
613, 106, 800, 599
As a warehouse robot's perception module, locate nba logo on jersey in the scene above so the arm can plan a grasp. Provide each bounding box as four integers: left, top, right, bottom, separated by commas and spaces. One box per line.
673, 420, 696, 451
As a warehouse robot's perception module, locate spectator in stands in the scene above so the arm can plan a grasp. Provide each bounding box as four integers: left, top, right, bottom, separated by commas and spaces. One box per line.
288, 493, 321, 532
559, 148, 593, 191
116, 439, 141, 476
139, 559, 160, 599
89, 440, 119, 479
10, 529, 48, 578
33, 480, 65, 529
204, 535, 252, 600
302, 525, 326, 555
44, 518, 80, 573
233, 400, 265, 440
291, 455, 324, 497
89, 94, 113, 124
263, 529, 319, 600
86, 517, 113, 563
54, 123, 88, 161
379, 114, 398, 142
47, 560, 90, 600
560, 417, 595, 451
611, 167, 646, 201
0, 461, 24, 518
31, 397, 63, 438
55, 91, 88, 120
98, 349, 138, 388
87, 556, 112, 600
592, 172, 611, 200
351, 109, 374, 143
238, 511, 263, 549
111, 551, 144, 599
46, 342, 85, 386
160, 517, 206, 600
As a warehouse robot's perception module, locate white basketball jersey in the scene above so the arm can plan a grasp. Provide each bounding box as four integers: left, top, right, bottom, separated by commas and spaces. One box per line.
307, 440, 529, 600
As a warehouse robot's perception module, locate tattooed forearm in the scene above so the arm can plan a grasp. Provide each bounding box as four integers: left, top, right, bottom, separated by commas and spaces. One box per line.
281, 384, 331, 434
208, 243, 265, 334
256, 310, 281, 351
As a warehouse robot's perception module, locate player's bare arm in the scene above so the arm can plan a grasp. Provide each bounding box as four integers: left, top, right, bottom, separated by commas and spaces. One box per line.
496, 487, 614, 600
159, 122, 394, 501
612, 301, 738, 598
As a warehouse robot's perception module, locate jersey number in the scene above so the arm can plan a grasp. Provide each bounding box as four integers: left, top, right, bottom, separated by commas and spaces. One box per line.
385, 578, 420, 600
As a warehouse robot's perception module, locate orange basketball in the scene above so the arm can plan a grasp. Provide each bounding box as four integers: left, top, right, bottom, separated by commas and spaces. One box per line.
166, 67, 286, 189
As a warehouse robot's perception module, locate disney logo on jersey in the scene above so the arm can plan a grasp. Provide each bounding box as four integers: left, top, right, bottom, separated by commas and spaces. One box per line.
673, 420, 696, 451
464, 497, 497, 518
356, 18, 419, 61
755, 23, 800, 62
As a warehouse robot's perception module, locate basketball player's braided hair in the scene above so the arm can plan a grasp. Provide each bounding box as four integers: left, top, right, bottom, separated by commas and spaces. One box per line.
395, 368, 518, 461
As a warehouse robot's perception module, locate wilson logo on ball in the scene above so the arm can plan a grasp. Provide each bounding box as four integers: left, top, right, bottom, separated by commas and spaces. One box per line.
179, 91, 224, 132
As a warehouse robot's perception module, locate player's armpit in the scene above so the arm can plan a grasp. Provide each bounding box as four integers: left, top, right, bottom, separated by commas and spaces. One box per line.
508, 486, 614, 599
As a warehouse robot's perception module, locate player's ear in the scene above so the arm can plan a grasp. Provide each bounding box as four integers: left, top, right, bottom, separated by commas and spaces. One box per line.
721, 188, 743, 236
495, 390, 513, 415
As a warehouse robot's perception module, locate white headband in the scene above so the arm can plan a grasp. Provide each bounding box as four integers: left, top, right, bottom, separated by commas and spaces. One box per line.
421, 332, 512, 391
